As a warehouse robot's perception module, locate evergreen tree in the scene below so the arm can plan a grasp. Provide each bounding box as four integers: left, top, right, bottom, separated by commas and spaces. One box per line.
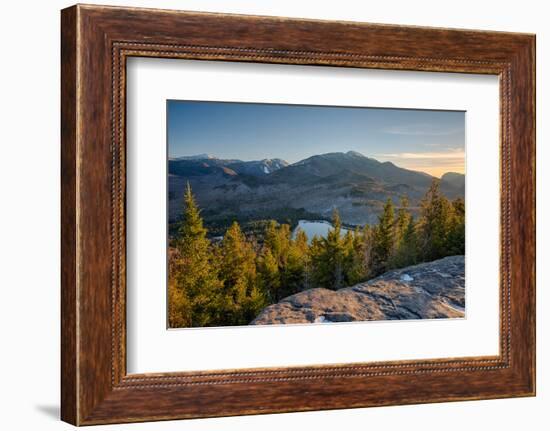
326, 209, 345, 289
310, 209, 346, 290
242, 283, 268, 324
418, 179, 452, 261
389, 196, 417, 268
219, 221, 266, 325
309, 235, 327, 288
342, 228, 369, 285
173, 183, 222, 327
447, 197, 465, 255
168, 279, 191, 327
293, 229, 309, 260
361, 224, 375, 277
294, 228, 310, 287
371, 198, 396, 275
259, 222, 310, 300
257, 247, 280, 302
395, 196, 411, 244
167, 248, 191, 327
281, 228, 310, 297
264, 220, 291, 265
392, 216, 418, 268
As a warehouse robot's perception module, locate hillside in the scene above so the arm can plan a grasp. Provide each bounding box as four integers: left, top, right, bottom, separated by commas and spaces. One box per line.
168, 151, 465, 229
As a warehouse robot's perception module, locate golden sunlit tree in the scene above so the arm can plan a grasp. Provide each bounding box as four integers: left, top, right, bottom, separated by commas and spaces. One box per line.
219, 221, 267, 325
310, 209, 347, 290
170, 183, 223, 327
257, 247, 280, 302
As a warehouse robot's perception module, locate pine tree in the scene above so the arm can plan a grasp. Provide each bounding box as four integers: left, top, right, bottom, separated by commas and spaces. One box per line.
418, 179, 452, 261
395, 196, 411, 244
392, 216, 418, 268
371, 198, 396, 275
342, 226, 372, 285
257, 247, 281, 302
447, 197, 465, 255
310, 209, 346, 290
168, 280, 191, 328
260, 222, 309, 300
264, 220, 291, 266
242, 283, 268, 324
167, 248, 191, 327
361, 224, 375, 276
389, 196, 417, 268
326, 209, 345, 289
293, 228, 309, 258
281, 228, 309, 296
295, 229, 312, 290
172, 183, 222, 327
219, 221, 266, 325
309, 235, 327, 288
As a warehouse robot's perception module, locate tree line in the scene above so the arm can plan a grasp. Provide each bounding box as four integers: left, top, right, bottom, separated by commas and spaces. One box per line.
168, 180, 465, 327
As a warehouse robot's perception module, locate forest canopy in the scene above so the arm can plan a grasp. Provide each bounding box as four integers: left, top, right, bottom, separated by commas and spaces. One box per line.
168, 180, 465, 328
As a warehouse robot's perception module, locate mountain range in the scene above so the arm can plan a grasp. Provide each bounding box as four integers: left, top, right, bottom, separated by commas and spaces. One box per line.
168, 151, 465, 229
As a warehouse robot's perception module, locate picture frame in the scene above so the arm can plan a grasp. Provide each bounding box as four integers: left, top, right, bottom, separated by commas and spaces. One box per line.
61, 4, 535, 425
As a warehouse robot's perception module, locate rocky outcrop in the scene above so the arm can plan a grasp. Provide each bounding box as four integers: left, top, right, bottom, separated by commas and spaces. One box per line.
251, 256, 465, 325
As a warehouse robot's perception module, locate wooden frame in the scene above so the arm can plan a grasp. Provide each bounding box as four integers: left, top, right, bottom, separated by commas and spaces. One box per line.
61, 4, 535, 426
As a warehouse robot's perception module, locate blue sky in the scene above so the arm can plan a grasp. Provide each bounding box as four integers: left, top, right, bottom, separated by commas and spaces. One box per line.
167, 100, 465, 177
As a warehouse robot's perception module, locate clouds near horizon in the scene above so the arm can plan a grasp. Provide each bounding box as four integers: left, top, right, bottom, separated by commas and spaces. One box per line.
375, 148, 465, 177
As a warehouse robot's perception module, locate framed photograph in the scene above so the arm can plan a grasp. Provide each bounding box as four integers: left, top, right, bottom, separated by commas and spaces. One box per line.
61, 4, 535, 425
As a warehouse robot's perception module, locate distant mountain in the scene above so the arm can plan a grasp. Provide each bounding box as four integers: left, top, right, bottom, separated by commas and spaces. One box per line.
168, 156, 289, 178
227, 158, 289, 176
168, 151, 465, 228
440, 172, 465, 196
271, 151, 433, 188
170, 153, 214, 160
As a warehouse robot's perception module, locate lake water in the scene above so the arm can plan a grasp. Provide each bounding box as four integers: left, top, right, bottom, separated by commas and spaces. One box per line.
292, 220, 350, 243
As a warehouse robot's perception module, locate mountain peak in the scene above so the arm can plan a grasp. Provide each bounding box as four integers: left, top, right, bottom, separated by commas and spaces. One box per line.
440, 172, 465, 192
261, 158, 289, 165
441, 172, 465, 179
295, 151, 367, 165
346, 150, 366, 158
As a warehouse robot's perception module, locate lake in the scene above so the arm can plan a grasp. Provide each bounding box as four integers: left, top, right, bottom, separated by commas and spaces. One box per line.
292, 220, 350, 243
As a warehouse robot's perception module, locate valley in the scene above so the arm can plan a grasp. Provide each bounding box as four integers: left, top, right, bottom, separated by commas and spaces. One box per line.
168, 150, 465, 237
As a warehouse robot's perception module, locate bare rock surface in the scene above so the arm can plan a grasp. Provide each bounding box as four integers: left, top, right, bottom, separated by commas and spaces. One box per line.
251, 255, 465, 325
